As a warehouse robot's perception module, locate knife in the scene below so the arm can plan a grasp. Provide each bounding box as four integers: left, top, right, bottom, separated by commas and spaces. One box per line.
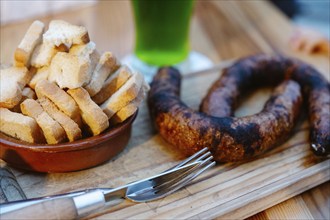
0, 158, 214, 219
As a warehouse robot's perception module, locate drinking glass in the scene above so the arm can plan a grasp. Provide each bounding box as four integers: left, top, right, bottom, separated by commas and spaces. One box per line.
122, 0, 213, 82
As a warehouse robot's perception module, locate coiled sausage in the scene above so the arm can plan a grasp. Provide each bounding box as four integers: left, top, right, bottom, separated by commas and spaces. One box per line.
148, 54, 329, 162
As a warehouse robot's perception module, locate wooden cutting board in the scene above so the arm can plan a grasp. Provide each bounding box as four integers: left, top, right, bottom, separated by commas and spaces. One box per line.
1, 1, 329, 219
7, 66, 329, 219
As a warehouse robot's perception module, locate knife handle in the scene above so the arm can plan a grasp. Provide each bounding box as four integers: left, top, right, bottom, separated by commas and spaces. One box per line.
0, 190, 105, 220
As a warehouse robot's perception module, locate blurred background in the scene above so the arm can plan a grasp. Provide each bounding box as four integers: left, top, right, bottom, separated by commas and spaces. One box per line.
0, 1, 97, 24
270, 0, 329, 38
1, 0, 329, 40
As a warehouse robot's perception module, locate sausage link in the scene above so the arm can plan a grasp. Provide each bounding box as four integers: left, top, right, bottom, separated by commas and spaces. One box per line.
201, 54, 330, 157
148, 64, 303, 162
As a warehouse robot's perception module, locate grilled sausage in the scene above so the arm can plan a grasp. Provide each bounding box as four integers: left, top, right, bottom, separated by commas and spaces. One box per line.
201, 54, 330, 157
148, 54, 330, 162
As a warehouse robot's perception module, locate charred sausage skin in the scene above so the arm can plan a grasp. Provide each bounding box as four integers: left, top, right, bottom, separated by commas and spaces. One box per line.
148, 54, 329, 162
201, 54, 330, 157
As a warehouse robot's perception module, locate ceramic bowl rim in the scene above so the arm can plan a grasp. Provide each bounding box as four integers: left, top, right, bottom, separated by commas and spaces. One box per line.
0, 111, 138, 153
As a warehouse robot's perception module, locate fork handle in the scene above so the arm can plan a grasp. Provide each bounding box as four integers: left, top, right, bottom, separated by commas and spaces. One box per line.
0, 190, 105, 220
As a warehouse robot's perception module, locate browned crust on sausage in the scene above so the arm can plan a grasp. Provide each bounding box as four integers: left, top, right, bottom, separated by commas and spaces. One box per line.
201, 54, 330, 157
148, 66, 302, 162
148, 54, 330, 161
290, 62, 330, 156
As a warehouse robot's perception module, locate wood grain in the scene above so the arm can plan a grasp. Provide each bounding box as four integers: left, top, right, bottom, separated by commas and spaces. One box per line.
0, 0, 329, 219
248, 181, 330, 220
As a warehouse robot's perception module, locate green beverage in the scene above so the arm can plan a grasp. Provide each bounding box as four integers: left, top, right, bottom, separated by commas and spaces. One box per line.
132, 0, 195, 66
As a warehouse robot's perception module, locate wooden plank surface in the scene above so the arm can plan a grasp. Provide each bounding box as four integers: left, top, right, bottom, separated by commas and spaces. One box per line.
0, 1, 329, 219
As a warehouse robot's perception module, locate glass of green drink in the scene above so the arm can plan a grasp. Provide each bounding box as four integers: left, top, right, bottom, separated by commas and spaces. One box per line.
123, 0, 213, 82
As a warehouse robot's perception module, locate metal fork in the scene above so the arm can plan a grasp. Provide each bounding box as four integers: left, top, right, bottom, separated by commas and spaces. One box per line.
125, 150, 214, 202
1, 148, 215, 219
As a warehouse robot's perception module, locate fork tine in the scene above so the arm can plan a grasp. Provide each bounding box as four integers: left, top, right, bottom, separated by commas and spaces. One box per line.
152, 156, 214, 193
195, 151, 211, 162
150, 161, 201, 186
174, 161, 216, 189
125, 160, 202, 196
153, 160, 215, 197
126, 148, 210, 192
164, 147, 209, 172
128, 153, 213, 198
151, 150, 212, 188
128, 156, 215, 201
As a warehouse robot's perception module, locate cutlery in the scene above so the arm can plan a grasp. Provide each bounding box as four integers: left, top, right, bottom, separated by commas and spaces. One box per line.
1, 148, 215, 219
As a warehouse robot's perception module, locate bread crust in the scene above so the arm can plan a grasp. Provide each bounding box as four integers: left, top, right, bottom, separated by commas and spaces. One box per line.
67, 87, 109, 136
30, 42, 57, 68
35, 80, 81, 126
0, 108, 45, 143
28, 66, 49, 89
101, 72, 144, 118
43, 20, 90, 47
80, 32, 90, 45
21, 99, 66, 144
11, 87, 37, 113
39, 97, 82, 142
110, 81, 149, 124
14, 48, 29, 67
2, 19, 150, 144
69, 41, 99, 87
0, 66, 30, 108
0, 82, 22, 109
85, 52, 120, 96
48, 52, 90, 89
92, 65, 132, 105
14, 20, 45, 67
1, 66, 30, 88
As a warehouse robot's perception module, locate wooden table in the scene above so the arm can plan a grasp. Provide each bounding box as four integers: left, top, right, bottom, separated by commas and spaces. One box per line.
1, 1, 329, 219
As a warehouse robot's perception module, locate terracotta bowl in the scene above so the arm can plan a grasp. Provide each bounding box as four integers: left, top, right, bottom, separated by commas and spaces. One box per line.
0, 111, 137, 173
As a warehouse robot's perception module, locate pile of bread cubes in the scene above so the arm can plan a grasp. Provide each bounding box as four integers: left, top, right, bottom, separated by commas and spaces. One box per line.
0, 20, 149, 144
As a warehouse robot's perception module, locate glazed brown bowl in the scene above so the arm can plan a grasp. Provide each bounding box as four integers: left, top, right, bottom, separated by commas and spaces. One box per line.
0, 111, 137, 173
